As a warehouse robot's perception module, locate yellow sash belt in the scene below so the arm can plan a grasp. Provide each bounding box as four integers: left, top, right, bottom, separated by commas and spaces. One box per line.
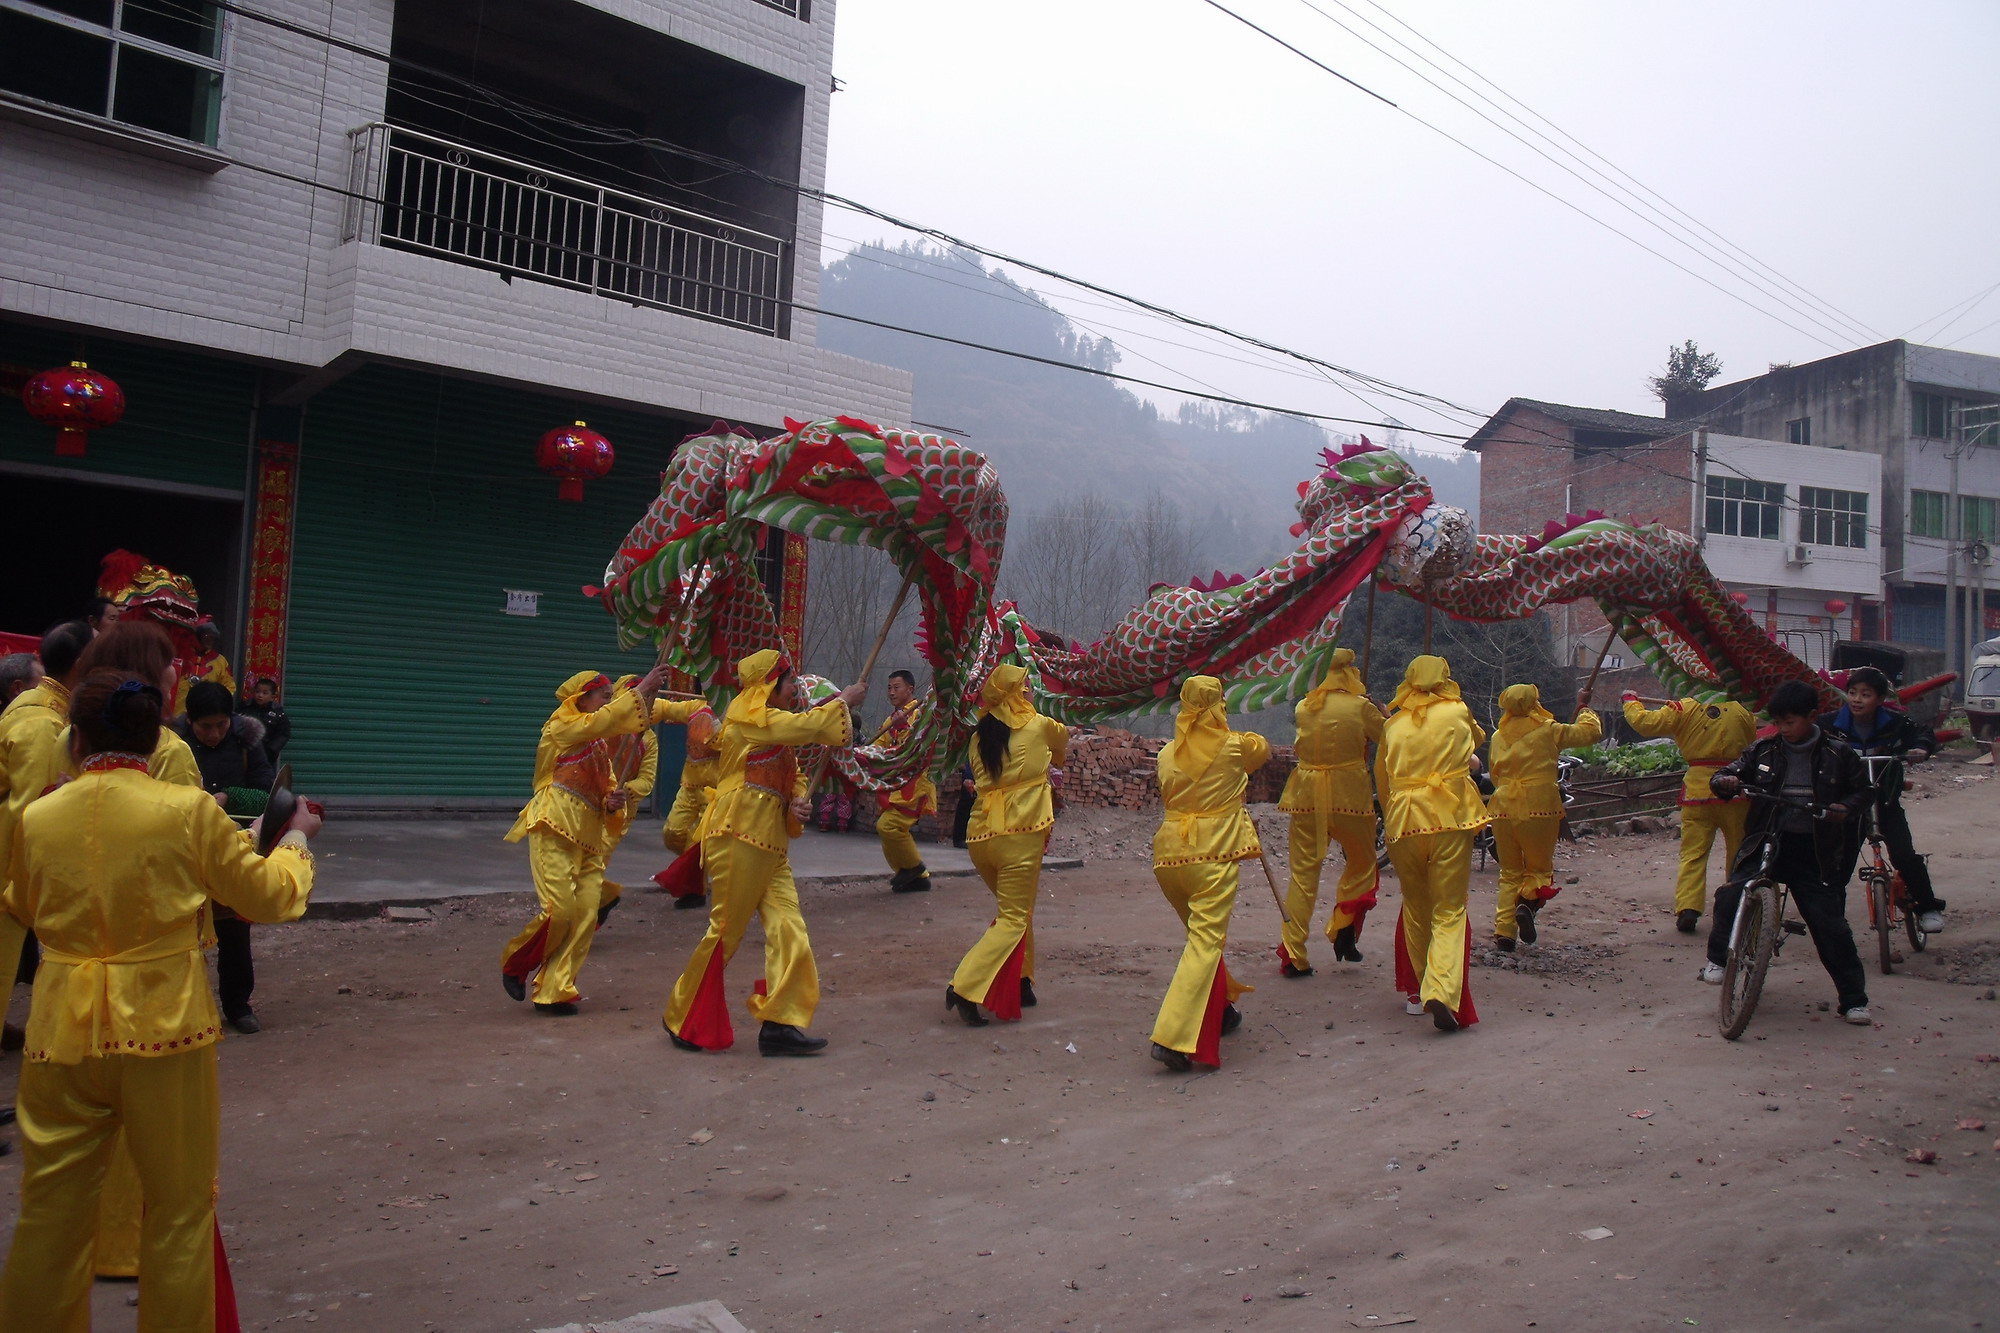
41, 925, 203, 1065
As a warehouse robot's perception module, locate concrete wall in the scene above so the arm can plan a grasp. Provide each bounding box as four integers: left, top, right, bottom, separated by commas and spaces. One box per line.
1701, 432, 1880, 597
0, 0, 912, 430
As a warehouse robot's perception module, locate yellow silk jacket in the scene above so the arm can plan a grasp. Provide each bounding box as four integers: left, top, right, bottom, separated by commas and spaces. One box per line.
873, 700, 940, 815
700, 699, 852, 854
54, 724, 200, 789
4, 767, 313, 1064
1487, 709, 1601, 821
1376, 702, 1489, 839
1623, 698, 1757, 804
1153, 731, 1271, 867
0, 678, 72, 886
1279, 692, 1383, 818
505, 688, 651, 853
602, 698, 709, 843
967, 714, 1069, 843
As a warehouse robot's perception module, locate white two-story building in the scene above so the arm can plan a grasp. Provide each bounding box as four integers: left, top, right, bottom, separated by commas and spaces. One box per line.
0, 0, 910, 796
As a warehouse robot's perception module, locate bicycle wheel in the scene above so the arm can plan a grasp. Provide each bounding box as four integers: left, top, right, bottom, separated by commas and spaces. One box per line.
1867, 872, 1895, 975
1904, 907, 1928, 954
1719, 882, 1780, 1041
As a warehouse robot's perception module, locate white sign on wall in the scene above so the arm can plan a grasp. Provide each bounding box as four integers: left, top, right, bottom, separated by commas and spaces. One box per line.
503, 589, 541, 617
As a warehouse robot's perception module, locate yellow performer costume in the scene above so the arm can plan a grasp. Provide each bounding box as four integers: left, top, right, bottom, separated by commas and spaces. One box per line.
945, 665, 1067, 1024
874, 695, 940, 892
1378, 655, 1486, 1032
1622, 693, 1756, 927
499, 671, 651, 1010
662, 703, 721, 856
594, 676, 706, 924
662, 650, 851, 1054
1148, 676, 1269, 1071
1488, 684, 1600, 946
1276, 648, 1384, 975
0, 754, 313, 1333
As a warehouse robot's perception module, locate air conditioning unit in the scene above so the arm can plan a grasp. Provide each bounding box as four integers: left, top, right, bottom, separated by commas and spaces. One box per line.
1787, 543, 1813, 567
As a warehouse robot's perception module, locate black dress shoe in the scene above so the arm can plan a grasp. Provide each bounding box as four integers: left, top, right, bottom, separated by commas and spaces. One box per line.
230, 1012, 260, 1035
1280, 958, 1314, 978
596, 898, 619, 928
0, 1106, 16, 1126
1150, 1042, 1192, 1072
1333, 924, 1364, 963
534, 1001, 579, 1016
891, 865, 932, 893
673, 894, 708, 910
1424, 998, 1460, 1033
758, 1022, 827, 1057
1018, 977, 1037, 1008
1677, 909, 1701, 934
1220, 1003, 1243, 1036
1493, 935, 1516, 954
668, 1030, 703, 1052
502, 972, 526, 1002
1515, 900, 1539, 945
945, 985, 989, 1027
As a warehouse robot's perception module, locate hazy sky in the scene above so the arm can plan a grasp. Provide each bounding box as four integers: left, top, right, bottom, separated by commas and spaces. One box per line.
822, 0, 2000, 453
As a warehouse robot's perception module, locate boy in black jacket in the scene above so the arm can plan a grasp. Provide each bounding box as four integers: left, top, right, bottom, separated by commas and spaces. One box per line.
1820, 666, 1944, 934
175, 680, 275, 1032
1706, 681, 1875, 1024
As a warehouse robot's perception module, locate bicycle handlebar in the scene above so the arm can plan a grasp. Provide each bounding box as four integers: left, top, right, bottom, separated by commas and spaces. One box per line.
1739, 788, 1835, 820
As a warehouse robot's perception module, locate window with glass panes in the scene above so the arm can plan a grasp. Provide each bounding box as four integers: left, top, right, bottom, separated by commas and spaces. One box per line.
0, 1, 222, 145
1911, 392, 1949, 439
1911, 490, 1948, 538
1798, 486, 1866, 547
1962, 496, 2000, 542
1705, 476, 1784, 539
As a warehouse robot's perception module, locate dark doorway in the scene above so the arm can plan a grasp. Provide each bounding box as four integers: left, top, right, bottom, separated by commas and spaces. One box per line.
1, 470, 243, 648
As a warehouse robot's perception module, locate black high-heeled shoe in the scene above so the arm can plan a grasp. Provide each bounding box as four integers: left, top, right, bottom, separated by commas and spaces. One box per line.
1333, 924, 1364, 963
1019, 977, 1037, 1008
945, 985, 989, 1026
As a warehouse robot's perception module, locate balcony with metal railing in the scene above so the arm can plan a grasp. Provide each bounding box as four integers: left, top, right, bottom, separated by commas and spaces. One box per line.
343, 122, 789, 337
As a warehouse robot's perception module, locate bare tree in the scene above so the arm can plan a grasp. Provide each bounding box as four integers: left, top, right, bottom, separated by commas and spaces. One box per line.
1002, 492, 1133, 644
1123, 488, 1199, 591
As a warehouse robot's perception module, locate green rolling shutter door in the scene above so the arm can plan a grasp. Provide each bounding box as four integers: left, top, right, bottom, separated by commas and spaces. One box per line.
285, 365, 688, 796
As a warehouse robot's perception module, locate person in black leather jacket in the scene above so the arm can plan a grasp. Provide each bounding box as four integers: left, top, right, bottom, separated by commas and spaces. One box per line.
1819, 667, 1944, 934
1706, 681, 1875, 1024
173, 681, 275, 1033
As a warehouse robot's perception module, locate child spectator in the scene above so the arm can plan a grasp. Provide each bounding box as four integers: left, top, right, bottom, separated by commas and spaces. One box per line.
240, 675, 291, 763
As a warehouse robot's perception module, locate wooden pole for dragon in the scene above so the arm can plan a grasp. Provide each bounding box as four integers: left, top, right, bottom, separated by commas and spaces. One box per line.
1581, 620, 1621, 704
858, 570, 917, 689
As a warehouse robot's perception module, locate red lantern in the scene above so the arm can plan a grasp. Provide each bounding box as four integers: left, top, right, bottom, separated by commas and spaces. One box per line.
23, 361, 124, 457
536, 420, 614, 502
1824, 599, 1848, 615
1729, 591, 1751, 605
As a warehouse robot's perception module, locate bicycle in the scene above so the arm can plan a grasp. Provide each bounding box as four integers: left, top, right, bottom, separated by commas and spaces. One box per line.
1855, 754, 1929, 975
1716, 790, 1822, 1041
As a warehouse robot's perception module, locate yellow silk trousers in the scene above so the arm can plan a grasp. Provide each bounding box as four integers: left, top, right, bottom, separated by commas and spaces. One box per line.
1387, 829, 1474, 1011
1492, 815, 1561, 940
876, 808, 924, 873
1675, 800, 1748, 915
951, 832, 1044, 1009
0, 1046, 221, 1333
500, 832, 606, 1004
1150, 859, 1251, 1055
662, 786, 708, 857
1281, 811, 1377, 969
663, 834, 820, 1034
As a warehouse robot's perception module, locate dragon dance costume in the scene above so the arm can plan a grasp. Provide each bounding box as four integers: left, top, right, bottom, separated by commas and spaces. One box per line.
1488, 684, 1600, 944
500, 672, 651, 1008
0, 759, 313, 1332
1622, 695, 1756, 921
1379, 656, 1486, 1030
1149, 676, 1268, 1068
947, 666, 1066, 1022
1276, 648, 1383, 974
874, 695, 939, 891
662, 650, 851, 1051
592, 675, 706, 923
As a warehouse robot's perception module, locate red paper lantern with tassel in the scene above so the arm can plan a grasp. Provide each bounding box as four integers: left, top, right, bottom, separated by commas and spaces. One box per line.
23, 361, 124, 457
1824, 599, 1848, 615
536, 420, 614, 501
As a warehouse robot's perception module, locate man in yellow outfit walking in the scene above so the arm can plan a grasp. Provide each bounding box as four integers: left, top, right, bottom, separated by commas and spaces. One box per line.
1488, 683, 1599, 951
594, 674, 712, 927
1378, 655, 1487, 1033
1621, 691, 1756, 932
1276, 647, 1384, 976
874, 669, 939, 894
663, 650, 863, 1056
1149, 676, 1269, 1071
500, 667, 665, 1014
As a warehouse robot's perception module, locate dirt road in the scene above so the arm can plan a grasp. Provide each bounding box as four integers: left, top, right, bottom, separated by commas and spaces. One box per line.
6, 767, 1997, 1332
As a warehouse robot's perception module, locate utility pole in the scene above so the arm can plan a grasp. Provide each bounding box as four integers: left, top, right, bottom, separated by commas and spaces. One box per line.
1947, 406, 1967, 700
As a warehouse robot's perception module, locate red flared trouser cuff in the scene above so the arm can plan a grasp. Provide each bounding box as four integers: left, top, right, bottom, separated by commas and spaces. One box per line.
1192, 961, 1234, 1068
980, 934, 1027, 1021
1336, 884, 1380, 935
653, 844, 705, 898
676, 947, 735, 1049
502, 919, 551, 981
215, 1218, 242, 1333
